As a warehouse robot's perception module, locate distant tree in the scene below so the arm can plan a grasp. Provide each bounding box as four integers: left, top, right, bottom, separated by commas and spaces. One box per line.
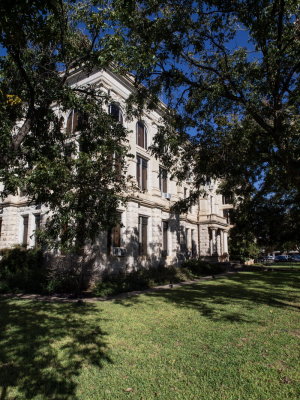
231, 191, 300, 252
281, 241, 300, 253
0, 0, 131, 251
115, 0, 300, 244
228, 229, 259, 262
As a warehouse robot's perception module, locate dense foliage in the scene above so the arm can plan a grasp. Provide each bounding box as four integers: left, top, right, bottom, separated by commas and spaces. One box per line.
228, 229, 260, 262
92, 260, 228, 297
0, 0, 130, 251
0, 247, 45, 292
1, 0, 299, 253
114, 0, 300, 249
0, 245, 228, 296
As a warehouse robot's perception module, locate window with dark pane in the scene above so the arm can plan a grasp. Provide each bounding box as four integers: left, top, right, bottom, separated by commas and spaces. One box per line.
136, 121, 147, 149
34, 214, 42, 248
159, 167, 168, 193
112, 215, 121, 248
223, 209, 231, 224
136, 155, 148, 191
222, 194, 233, 205
138, 216, 148, 256
162, 221, 168, 256
22, 215, 29, 247
109, 103, 123, 123
66, 110, 86, 134
107, 213, 122, 254
191, 229, 197, 257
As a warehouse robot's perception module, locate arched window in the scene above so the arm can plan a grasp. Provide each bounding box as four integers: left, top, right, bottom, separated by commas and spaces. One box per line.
66, 110, 86, 134
136, 121, 147, 149
109, 103, 123, 123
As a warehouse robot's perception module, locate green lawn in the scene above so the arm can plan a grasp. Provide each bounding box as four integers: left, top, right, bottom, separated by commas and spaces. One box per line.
271, 263, 300, 269
255, 263, 300, 270
0, 271, 299, 400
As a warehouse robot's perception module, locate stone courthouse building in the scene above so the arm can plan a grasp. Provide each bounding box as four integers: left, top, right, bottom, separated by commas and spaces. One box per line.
0, 69, 232, 272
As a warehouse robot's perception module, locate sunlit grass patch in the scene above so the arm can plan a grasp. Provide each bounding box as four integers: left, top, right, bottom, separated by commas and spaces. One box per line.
0, 271, 299, 400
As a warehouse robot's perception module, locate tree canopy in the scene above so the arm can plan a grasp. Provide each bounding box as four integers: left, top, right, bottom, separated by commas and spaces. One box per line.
114, 0, 300, 249
0, 0, 131, 250
1, 0, 299, 252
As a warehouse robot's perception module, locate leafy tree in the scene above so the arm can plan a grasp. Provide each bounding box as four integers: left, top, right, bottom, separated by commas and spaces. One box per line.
228, 229, 260, 262
0, 0, 131, 251
231, 191, 300, 252
115, 0, 300, 248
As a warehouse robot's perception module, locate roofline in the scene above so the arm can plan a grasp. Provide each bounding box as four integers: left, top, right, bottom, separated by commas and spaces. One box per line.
65, 64, 167, 117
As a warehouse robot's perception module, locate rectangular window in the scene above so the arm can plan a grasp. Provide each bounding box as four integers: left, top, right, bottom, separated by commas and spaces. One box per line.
112, 219, 121, 248
159, 167, 168, 193
116, 156, 122, 176
107, 213, 122, 254
107, 152, 122, 177
35, 214, 41, 231
109, 103, 123, 123
64, 142, 74, 158
22, 215, 29, 247
137, 155, 148, 191
136, 121, 147, 149
162, 221, 168, 256
34, 214, 41, 247
222, 195, 233, 205
191, 229, 197, 257
223, 209, 231, 224
138, 216, 148, 256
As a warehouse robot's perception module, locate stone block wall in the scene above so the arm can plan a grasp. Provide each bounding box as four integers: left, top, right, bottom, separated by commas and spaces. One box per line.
0, 69, 231, 273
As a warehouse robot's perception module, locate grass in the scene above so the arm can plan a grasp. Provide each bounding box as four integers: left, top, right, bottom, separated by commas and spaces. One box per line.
272, 263, 300, 269
255, 263, 300, 270
0, 271, 299, 400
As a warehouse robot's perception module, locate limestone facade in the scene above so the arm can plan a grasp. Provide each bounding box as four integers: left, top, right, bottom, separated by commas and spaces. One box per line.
0, 69, 231, 272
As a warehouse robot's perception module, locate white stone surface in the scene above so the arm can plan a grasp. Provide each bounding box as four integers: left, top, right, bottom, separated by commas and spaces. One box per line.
0, 69, 231, 270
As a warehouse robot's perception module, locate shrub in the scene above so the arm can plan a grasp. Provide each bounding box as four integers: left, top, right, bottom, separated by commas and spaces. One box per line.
0, 248, 229, 297
0, 246, 45, 293
93, 269, 151, 297
44, 260, 82, 294
45, 272, 80, 294
92, 264, 198, 297
0, 248, 84, 294
182, 259, 227, 276
0, 280, 10, 293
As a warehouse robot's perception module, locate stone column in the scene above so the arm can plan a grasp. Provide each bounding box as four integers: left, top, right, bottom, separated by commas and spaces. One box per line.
0, 206, 20, 249
216, 230, 221, 255
211, 228, 217, 255
220, 230, 224, 255
223, 231, 228, 254
200, 226, 210, 257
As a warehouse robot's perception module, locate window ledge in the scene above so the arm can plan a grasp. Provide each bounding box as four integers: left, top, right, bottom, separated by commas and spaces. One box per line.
136, 145, 148, 154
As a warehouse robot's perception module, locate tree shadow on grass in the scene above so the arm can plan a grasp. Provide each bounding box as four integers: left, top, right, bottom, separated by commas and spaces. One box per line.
114, 271, 300, 323
0, 299, 111, 400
